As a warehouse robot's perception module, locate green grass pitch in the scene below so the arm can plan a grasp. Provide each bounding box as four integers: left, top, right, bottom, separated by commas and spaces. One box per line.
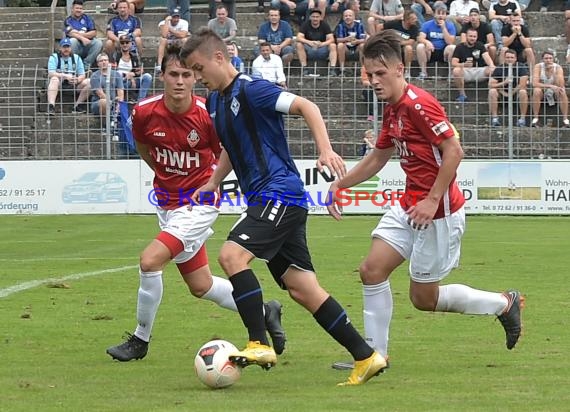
1, 215, 569, 411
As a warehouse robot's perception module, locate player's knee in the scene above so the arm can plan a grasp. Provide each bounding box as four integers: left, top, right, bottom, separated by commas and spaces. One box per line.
139, 253, 160, 273
409, 290, 437, 311
359, 260, 388, 284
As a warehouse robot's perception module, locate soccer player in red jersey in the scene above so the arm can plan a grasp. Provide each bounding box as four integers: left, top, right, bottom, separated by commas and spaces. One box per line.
327, 31, 523, 370
106, 45, 285, 362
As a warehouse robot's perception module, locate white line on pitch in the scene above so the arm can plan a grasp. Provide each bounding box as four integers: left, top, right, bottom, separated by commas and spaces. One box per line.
0, 265, 138, 299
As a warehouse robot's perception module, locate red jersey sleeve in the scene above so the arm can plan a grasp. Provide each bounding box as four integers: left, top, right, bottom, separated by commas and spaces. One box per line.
406, 95, 456, 147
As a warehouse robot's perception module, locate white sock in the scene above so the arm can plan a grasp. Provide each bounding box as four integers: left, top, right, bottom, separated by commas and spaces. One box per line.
134, 268, 163, 342
435, 284, 508, 315
201, 275, 237, 311
362, 281, 392, 358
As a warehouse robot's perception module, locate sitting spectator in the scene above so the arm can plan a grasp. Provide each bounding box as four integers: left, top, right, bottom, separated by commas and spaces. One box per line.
255, 6, 295, 65
367, 0, 404, 35
531, 50, 570, 128
258, 0, 266, 12
311, 0, 347, 17
345, 0, 361, 13
378, 10, 419, 77
500, 13, 534, 69
410, 0, 434, 28
90, 53, 124, 116
226, 42, 244, 71
252, 42, 287, 88
168, 0, 189, 22
460, 8, 496, 63
296, 8, 339, 76
271, 0, 309, 23
488, 0, 521, 52
416, 1, 456, 80
448, 0, 479, 33
157, 8, 190, 69
483, 0, 527, 12
488, 48, 529, 127
63, 0, 103, 71
207, 4, 237, 43
46, 38, 91, 115
361, 129, 375, 157
209, 0, 236, 19
108, 0, 144, 15
451, 27, 495, 102
105, 0, 143, 55
113, 35, 152, 101
335, 9, 367, 74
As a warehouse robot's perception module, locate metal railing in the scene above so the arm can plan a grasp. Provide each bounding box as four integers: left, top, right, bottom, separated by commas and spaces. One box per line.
0, 62, 569, 160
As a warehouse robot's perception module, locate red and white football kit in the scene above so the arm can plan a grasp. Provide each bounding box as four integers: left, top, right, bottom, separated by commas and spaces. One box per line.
373, 84, 466, 282
133, 94, 221, 272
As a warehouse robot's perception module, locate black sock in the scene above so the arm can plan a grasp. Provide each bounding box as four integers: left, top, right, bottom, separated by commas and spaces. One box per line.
229, 269, 269, 346
313, 296, 374, 361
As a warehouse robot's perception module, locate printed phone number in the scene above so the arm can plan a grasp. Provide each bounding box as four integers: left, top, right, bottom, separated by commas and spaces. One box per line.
489, 205, 537, 211
0, 189, 47, 197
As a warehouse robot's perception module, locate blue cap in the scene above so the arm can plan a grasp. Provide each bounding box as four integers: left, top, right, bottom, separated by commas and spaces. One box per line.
170, 7, 180, 16
60, 38, 72, 47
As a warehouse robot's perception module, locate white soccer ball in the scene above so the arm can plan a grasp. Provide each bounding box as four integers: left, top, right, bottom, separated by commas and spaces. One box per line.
194, 339, 241, 389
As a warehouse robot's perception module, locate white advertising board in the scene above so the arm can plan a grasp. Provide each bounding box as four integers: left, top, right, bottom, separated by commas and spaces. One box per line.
0, 160, 568, 215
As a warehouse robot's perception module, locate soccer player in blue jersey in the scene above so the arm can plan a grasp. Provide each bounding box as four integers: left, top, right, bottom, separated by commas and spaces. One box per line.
181, 27, 385, 386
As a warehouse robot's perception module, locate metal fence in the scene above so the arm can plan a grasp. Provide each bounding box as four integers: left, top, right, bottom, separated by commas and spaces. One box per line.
1, 61, 569, 161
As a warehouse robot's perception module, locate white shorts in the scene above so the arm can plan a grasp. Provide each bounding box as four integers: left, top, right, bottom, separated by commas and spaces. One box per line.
156, 204, 219, 264
371, 204, 465, 283
464, 67, 488, 82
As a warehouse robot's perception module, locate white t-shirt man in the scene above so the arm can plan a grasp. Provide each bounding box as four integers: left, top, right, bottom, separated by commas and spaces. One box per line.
251, 53, 287, 87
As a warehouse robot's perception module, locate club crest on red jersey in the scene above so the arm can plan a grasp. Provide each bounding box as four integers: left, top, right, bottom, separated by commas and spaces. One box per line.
187, 129, 200, 148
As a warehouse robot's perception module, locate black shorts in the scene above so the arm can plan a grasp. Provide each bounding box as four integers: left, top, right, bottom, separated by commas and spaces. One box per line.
428, 49, 446, 63
227, 198, 315, 288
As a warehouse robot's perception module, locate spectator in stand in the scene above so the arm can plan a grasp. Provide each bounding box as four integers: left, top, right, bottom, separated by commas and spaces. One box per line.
207, 4, 237, 43
252, 42, 288, 88
46, 38, 91, 115
157, 7, 190, 70
90, 53, 124, 116
271, 0, 310, 23
105, 0, 143, 55
500, 13, 534, 69
361, 68, 375, 121
448, 0, 479, 33
255, 6, 295, 65
113, 34, 152, 101
167, 0, 190, 22
451, 27, 495, 102
258, 0, 266, 12
460, 8, 496, 63
311, 0, 347, 17
416, 1, 456, 80
209, 0, 236, 19
227, 41, 245, 72
377, 10, 419, 78
367, 0, 404, 35
483, 0, 527, 12
488, 48, 529, 127
362, 129, 375, 157
345, 0, 361, 13
410, 0, 433, 28
108, 0, 145, 15
335, 9, 367, 74
296, 8, 340, 76
488, 0, 521, 52
63, 0, 103, 71
531, 50, 570, 128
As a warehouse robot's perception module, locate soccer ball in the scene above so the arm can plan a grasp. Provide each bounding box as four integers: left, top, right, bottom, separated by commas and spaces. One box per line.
194, 339, 241, 389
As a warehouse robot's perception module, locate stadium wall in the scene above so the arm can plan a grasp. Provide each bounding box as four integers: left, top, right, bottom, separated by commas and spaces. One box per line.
0, 160, 569, 215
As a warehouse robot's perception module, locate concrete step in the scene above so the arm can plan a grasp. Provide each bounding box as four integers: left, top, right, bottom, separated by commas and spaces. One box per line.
0, 28, 49, 41
0, 10, 62, 23
0, 57, 49, 67
0, 47, 49, 60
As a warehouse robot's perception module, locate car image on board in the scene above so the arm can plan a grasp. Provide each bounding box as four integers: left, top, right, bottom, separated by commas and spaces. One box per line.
62, 172, 128, 203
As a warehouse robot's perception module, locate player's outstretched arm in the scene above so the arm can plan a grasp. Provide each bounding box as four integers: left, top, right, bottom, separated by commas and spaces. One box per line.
326, 147, 394, 220
191, 149, 233, 204
288, 95, 346, 179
